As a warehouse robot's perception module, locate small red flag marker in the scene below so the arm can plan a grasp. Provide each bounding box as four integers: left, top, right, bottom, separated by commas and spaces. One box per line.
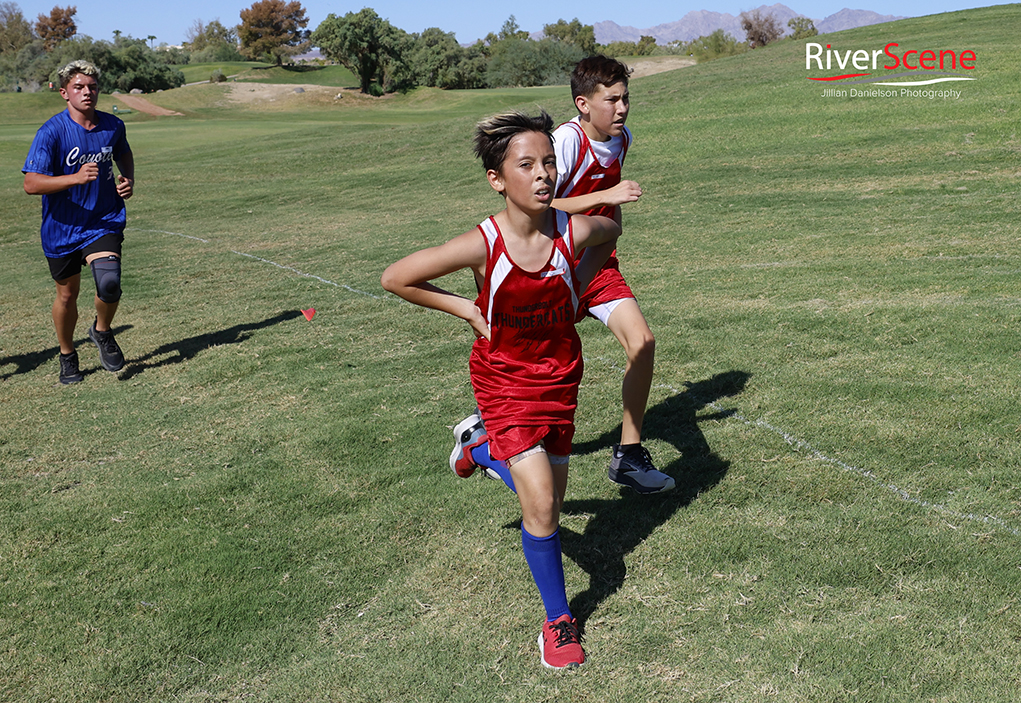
301, 308, 316, 322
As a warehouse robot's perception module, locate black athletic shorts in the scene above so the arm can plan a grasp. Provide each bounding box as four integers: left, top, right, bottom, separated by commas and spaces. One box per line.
47, 232, 124, 282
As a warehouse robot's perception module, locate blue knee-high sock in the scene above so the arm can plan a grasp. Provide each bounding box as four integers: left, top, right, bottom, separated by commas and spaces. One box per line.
521, 526, 571, 622
471, 442, 516, 493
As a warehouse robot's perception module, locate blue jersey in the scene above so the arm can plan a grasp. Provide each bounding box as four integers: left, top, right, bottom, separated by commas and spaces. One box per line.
23, 110, 131, 258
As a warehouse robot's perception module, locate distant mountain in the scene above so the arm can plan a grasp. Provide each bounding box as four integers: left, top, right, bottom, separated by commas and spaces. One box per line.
816, 9, 905, 33
589, 5, 905, 44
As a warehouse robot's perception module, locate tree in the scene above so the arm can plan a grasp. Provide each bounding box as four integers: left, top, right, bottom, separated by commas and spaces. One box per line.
1, 2, 37, 91
787, 16, 818, 40
490, 15, 528, 44
542, 18, 596, 55
483, 15, 589, 88
185, 19, 209, 50
35, 4, 75, 50
486, 36, 585, 88
635, 35, 657, 56
30, 32, 185, 92
186, 18, 238, 52
312, 8, 407, 95
408, 27, 463, 88
444, 41, 488, 90
155, 44, 190, 65
600, 35, 656, 58
379, 26, 414, 93
740, 10, 783, 48
186, 18, 242, 62
238, 0, 309, 64
106, 39, 186, 92
1, 2, 34, 55
600, 40, 638, 58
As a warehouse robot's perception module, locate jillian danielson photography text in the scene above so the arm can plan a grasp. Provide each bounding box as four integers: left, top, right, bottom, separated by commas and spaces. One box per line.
820, 87, 963, 99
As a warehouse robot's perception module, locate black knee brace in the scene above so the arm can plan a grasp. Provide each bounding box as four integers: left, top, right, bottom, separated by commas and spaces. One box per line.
90, 255, 122, 304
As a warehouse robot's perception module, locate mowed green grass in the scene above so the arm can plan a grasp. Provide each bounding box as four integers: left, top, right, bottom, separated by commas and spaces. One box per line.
2, 5, 1020, 701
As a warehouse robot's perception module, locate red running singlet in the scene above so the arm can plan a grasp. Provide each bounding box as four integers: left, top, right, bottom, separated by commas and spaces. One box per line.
469, 211, 584, 458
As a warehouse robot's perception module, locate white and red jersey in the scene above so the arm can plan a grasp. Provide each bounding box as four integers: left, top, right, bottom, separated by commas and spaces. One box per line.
553, 116, 632, 220
552, 117, 636, 315
469, 211, 584, 444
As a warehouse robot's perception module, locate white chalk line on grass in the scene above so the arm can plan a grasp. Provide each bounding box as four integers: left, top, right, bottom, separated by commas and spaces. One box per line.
134, 227, 1020, 537
593, 358, 1021, 538
723, 405, 1021, 537
128, 227, 384, 300
230, 251, 384, 300
129, 227, 209, 243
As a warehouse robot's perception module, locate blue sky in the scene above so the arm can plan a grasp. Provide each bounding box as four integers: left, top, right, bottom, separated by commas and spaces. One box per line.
15, 1, 1003, 47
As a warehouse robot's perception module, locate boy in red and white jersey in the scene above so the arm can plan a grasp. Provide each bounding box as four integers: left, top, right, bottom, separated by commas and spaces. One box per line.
383, 111, 621, 669
551, 55, 674, 494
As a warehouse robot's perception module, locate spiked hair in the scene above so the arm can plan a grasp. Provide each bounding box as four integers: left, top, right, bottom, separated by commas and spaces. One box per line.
58, 60, 100, 88
473, 110, 554, 173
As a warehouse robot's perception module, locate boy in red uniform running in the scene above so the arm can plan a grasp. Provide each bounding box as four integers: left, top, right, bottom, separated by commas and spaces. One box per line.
451, 57, 673, 495
382, 111, 621, 669
551, 55, 673, 494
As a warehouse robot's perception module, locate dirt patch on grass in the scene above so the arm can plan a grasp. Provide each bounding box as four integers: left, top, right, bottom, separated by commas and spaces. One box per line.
626, 57, 697, 78
226, 83, 346, 105
111, 93, 183, 116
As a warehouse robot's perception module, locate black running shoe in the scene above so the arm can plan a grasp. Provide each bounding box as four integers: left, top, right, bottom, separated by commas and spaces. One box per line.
88, 320, 125, 372
59, 351, 83, 384
608, 444, 675, 494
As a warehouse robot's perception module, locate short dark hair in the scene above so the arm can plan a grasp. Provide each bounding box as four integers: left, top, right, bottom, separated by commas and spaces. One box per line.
571, 55, 632, 101
473, 110, 554, 173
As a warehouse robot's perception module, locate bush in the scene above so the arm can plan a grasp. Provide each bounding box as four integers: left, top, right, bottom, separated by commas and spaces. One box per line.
485, 37, 585, 88
29, 34, 186, 93
740, 10, 784, 48
787, 17, 818, 41
210, 69, 226, 83
682, 29, 749, 62
601, 35, 657, 58
156, 46, 191, 65
190, 42, 244, 64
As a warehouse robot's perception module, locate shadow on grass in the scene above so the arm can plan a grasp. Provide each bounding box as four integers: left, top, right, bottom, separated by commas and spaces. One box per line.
561, 370, 751, 627
0, 325, 134, 382
118, 310, 302, 381
1, 312, 302, 382
251, 64, 322, 73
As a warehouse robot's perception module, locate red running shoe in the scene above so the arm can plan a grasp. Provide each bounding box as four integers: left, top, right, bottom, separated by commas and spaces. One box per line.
538, 615, 585, 669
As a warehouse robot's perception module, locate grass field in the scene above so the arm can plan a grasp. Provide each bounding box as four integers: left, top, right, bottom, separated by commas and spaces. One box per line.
2, 6, 1020, 701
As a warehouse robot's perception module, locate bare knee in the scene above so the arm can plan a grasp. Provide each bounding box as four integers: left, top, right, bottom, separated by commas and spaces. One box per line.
54, 282, 80, 309
534, 491, 561, 530
627, 329, 655, 366
521, 491, 561, 536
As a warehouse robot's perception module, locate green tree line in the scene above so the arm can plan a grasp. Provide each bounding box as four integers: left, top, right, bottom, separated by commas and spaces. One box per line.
1, 3, 186, 92
1, 1, 818, 94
